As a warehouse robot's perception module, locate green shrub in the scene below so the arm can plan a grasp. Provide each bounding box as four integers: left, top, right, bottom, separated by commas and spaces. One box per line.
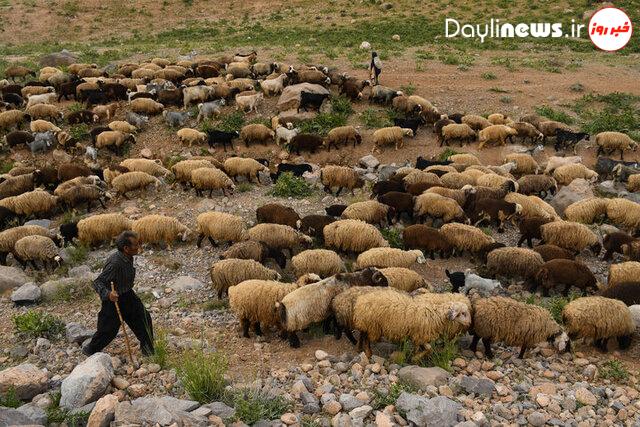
360, 108, 392, 129
400, 83, 416, 96
426, 335, 460, 372
236, 182, 252, 193
147, 329, 170, 369
0, 388, 21, 408
298, 112, 347, 136
269, 172, 313, 198
0, 160, 14, 174
534, 106, 575, 125
481, 72, 497, 80
540, 294, 579, 324
380, 227, 403, 249
46, 392, 90, 426
202, 299, 229, 311
226, 389, 291, 425
372, 381, 416, 410
331, 95, 354, 116
66, 243, 88, 265
14, 310, 65, 339
67, 102, 84, 113
176, 349, 228, 403
438, 148, 458, 161
216, 111, 245, 132
68, 124, 90, 141
598, 359, 629, 381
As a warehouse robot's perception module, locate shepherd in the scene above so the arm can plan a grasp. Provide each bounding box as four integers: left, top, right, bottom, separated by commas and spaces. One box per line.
83, 231, 154, 356
370, 51, 383, 86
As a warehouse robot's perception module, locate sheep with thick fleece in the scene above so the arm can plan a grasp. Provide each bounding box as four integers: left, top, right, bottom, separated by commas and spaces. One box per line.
320, 166, 364, 196
13, 235, 61, 270
441, 123, 476, 146
606, 198, 640, 231
26, 104, 63, 122
220, 241, 286, 268
533, 259, 597, 296
132, 214, 191, 248
553, 163, 598, 185
425, 187, 467, 207
53, 175, 104, 196
372, 126, 413, 153
240, 123, 274, 147
540, 221, 601, 254
440, 172, 476, 189
487, 247, 544, 283
108, 120, 137, 134
324, 126, 361, 151
95, 131, 136, 152
246, 223, 312, 255
517, 175, 557, 198
224, 157, 269, 183
30, 120, 61, 133
60, 213, 131, 247
236, 92, 263, 113
505, 153, 539, 175
414, 192, 466, 224
471, 296, 568, 358
332, 286, 395, 344
563, 296, 635, 351
0, 173, 34, 199
356, 248, 426, 269
538, 121, 571, 140
476, 173, 517, 191
403, 170, 442, 188
379, 267, 428, 292
461, 114, 492, 131
291, 249, 345, 278
508, 121, 543, 143
449, 153, 481, 166
190, 167, 234, 197
505, 193, 559, 221
353, 288, 471, 357
564, 198, 609, 224
229, 274, 320, 338
0, 190, 58, 218
543, 156, 582, 175
0, 225, 55, 265
596, 131, 638, 160
323, 219, 389, 253
177, 128, 207, 147
25, 92, 57, 109
196, 211, 245, 247
608, 262, 640, 287
478, 125, 518, 149
0, 110, 30, 131
533, 244, 575, 262
403, 224, 452, 259
278, 268, 388, 347
627, 174, 640, 192
341, 200, 392, 227
110, 171, 160, 198
210, 258, 281, 299
119, 159, 171, 178
487, 113, 508, 125
260, 74, 287, 96
440, 223, 495, 255
130, 98, 164, 115
171, 159, 215, 185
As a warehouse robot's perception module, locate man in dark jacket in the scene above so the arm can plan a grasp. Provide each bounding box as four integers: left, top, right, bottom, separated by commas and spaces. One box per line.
83, 231, 154, 356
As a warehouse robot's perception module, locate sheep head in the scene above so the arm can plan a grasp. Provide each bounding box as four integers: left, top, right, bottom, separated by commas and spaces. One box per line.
549, 331, 570, 353
445, 301, 471, 327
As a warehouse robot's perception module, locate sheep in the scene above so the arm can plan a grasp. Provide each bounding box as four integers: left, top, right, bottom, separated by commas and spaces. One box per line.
552, 163, 598, 185
323, 219, 389, 253
189, 167, 234, 197
554, 129, 590, 152
533, 259, 597, 297
171, 159, 215, 187
240, 123, 274, 147
471, 296, 569, 359
339, 77, 369, 101
517, 217, 551, 247
176, 128, 207, 147
320, 165, 364, 196
245, 223, 312, 256
0, 190, 58, 220
0, 224, 57, 265
25, 104, 62, 122
371, 126, 413, 153
600, 282, 640, 306
291, 249, 345, 278
130, 98, 164, 115
508, 122, 543, 143
132, 214, 191, 249
440, 172, 476, 189
425, 187, 467, 206
403, 224, 451, 259
106, 120, 136, 134
272, 163, 312, 180
369, 85, 403, 104
393, 117, 425, 136
602, 231, 636, 261
53, 175, 104, 196
278, 268, 389, 347
260, 74, 287, 96
448, 270, 502, 295
372, 180, 406, 198
469, 199, 522, 232
331, 286, 395, 344
477, 125, 517, 149
325, 205, 348, 218
505, 153, 539, 175
341, 200, 393, 227
543, 156, 582, 175
4, 165, 36, 177
564, 198, 609, 224
229, 274, 320, 338
538, 121, 571, 142
461, 114, 492, 131
57, 184, 108, 213
59, 213, 131, 247
505, 193, 559, 221
119, 159, 171, 178
13, 235, 61, 271
355, 247, 426, 269
627, 174, 640, 192
92, 103, 118, 121
235, 92, 263, 113
563, 296, 635, 351
5, 65, 35, 81
379, 267, 427, 292
434, 117, 455, 141
486, 247, 545, 284
286, 133, 323, 155
596, 132, 638, 160
3, 131, 34, 149
256, 203, 300, 228
25, 92, 57, 109
449, 153, 480, 167
0, 173, 34, 199
353, 288, 471, 357
532, 244, 575, 262
66, 109, 98, 125
441, 123, 476, 146
295, 215, 334, 242
110, 171, 161, 198
210, 259, 281, 299
608, 262, 640, 287
29, 120, 60, 133
220, 240, 286, 269
413, 193, 467, 224
516, 175, 557, 198
606, 198, 640, 232
324, 126, 362, 151
223, 157, 269, 183
195, 211, 246, 248
540, 221, 601, 255
440, 223, 495, 257
403, 170, 442, 189
95, 131, 136, 155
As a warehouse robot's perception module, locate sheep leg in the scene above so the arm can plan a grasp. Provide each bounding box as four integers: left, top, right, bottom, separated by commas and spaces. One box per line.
333, 324, 343, 340
470, 334, 480, 352
602, 250, 613, 261
362, 332, 372, 357
208, 189, 214, 198
240, 318, 251, 338
562, 284, 570, 296
620, 149, 625, 161
208, 237, 217, 247
429, 251, 435, 260
596, 338, 609, 352
196, 234, 205, 248
344, 329, 357, 345
518, 346, 528, 359
288, 332, 301, 348
335, 187, 343, 196
517, 234, 526, 247
253, 322, 263, 336
121, 192, 130, 200
482, 337, 494, 358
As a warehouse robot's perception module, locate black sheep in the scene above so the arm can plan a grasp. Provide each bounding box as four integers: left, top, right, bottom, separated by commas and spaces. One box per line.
448, 113, 464, 124
415, 156, 452, 170
600, 282, 640, 306
81, 89, 108, 106
1, 84, 23, 96
393, 117, 425, 136
59, 221, 79, 245
554, 129, 590, 152
99, 82, 128, 101
288, 133, 323, 155
445, 269, 466, 292
273, 163, 313, 179
602, 231, 637, 261
470, 199, 521, 232
67, 110, 97, 124
2, 92, 24, 107
206, 129, 239, 151
33, 167, 59, 190
377, 191, 413, 222
4, 130, 33, 148
595, 157, 640, 180
325, 204, 347, 217
404, 224, 452, 259
298, 92, 329, 112
57, 79, 84, 101
371, 180, 404, 197
0, 206, 17, 230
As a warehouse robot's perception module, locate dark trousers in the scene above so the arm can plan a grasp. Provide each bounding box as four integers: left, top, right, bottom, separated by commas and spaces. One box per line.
86, 291, 154, 356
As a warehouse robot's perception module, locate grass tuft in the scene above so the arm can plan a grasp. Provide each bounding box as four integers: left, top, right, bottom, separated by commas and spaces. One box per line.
535, 105, 575, 125
380, 227, 403, 249
0, 388, 21, 408
598, 359, 629, 381
68, 124, 90, 141
427, 335, 460, 372
481, 72, 497, 80
236, 182, 253, 193
269, 172, 314, 198
360, 108, 392, 129
372, 381, 416, 410
0, 160, 14, 174
176, 349, 228, 403
46, 392, 90, 426
147, 329, 170, 369
438, 148, 459, 161
225, 389, 291, 425
14, 310, 66, 340
216, 111, 245, 132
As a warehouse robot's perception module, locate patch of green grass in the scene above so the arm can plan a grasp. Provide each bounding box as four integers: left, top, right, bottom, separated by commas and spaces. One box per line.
59, 0, 79, 17
438, 148, 459, 161
372, 381, 417, 410
298, 112, 347, 136
360, 108, 392, 129
68, 124, 90, 141
598, 359, 629, 381
67, 102, 84, 113
216, 111, 245, 132
46, 392, 90, 426
521, 57, 562, 73
535, 105, 575, 125
491, 57, 517, 71
330, 95, 354, 117
0, 387, 21, 408
66, 243, 88, 265
236, 182, 252, 193
248, 117, 272, 128
269, 172, 314, 198
300, 416, 322, 427
14, 311, 65, 340
400, 83, 416, 96
426, 335, 460, 372
147, 329, 170, 369
573, 92, 640, 135
0, 160, 14, 174
202, 299, 229, 311
381, 227, 403, 249
176, 349, 228, 403
225, 389, 291, 425
500, 96, 513, 104
538, 294, 579, 324
164, 155, 186, 170
481, 72, 497, 80
51, 280, 92, 303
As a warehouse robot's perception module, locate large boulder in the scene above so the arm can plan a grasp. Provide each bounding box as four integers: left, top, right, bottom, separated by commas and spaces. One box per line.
11, 282, 41, 304
550, 178, 594, 216
60, 353, 113, 410
16, 403, 47, 425
396, 393, 462, 426
398, 366, 451, 390
40, 277, 87, 301
0, 363, 48, 400
114, 396, 206, 426
0, 407, 38, 426
39, 49, 78, 67
0, 266, 30, 292
277, 83, 330, 112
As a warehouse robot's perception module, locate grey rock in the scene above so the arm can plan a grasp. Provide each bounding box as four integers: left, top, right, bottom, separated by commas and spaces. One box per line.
203, 401, 236, 419
611, 401, 625, 411
115, 397, 207, 426
349, 405, 372, 419
35, 338, 50, 352
16, 403, 47, 425
396, 393, 462, 427
460, 376, 496, 396
398, 365, 451, 390
60, 352, 113, 410
455, 422, 477, 427
320, 393, 336, 405
301, 391, 319, 405
11, 282, 41, 304
24, 219, 51, 228
335, 362, 348, 372
297, 375, 313, 392
65, 322, 95, 344
331, 413, 353, 427
68, 265, 96, 280
40, 277, 84, 301
550, 178, 594, 215
493, 403, 513, 420
359, 155, 380, 170
0, 266, 30, 292
527, 411, 546, 427
39, 50, 78, 67
10, 345, 28, 359
0, 363, 48, 400
0, 407, 38, 426
258, 170, 272, 185
339, 393, 364, 411
159, 396, 200, 412
363, 172, 378, 183
167, 275, 204, 292
377, 164, 401, 181
190, 406, 212, 418
303, 402, 321, 414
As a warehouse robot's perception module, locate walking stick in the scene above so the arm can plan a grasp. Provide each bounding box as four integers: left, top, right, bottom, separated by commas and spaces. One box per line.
111, 282, 136, 366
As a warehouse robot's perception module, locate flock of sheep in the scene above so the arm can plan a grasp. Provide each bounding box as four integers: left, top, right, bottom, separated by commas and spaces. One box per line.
1, 51, 640, 361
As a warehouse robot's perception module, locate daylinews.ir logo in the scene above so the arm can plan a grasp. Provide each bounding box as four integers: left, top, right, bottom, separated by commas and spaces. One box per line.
444, 18, 586, 43
589, 7, 632, 51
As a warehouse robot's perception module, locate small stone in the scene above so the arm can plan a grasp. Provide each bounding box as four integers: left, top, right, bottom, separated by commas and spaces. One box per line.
140, 148, 152, 158
339, 393, 364, 411
375, 411, 394, 427
127, 384, 147, 398
471, 411, 489, 427
359, 155, 380, 170
87, 394, 118, 427
530, 383, 557, 398
528, 411, 547, 427
583, 364, 597, 380
486, 370, 503, 381
355, 391, 370, 402
575, 387, 597, 406
370, 363, 381, 373
452, 358, 467, 368
323, 400, 342, 415
537, 394, 551, 407
349, 405, 372, 419
574, 358, 590, 366
460, 376, 496, 396
315, 350, 329, 361
147, 363, 161, 373
301, 363, 313, 372
281, 413, 297, 425
11, 283, 41, 304
112, 377, 129, 390
391, 34, 401, 41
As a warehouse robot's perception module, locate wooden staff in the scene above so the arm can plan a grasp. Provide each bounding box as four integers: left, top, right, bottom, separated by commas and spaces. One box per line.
111, 282, 135, 366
